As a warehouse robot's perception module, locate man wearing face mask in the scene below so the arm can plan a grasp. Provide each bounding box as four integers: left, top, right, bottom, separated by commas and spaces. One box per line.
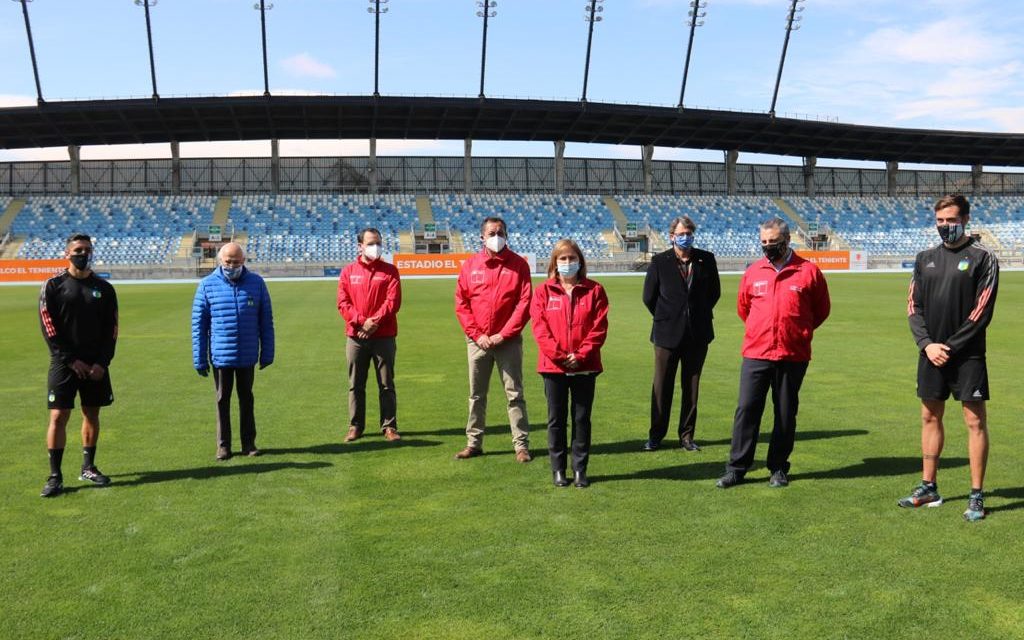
191, 242, 275, 460
901, 194, 998, 522
39, 234, 119, 498
337, 227, 402, 443
454, 216, 533, 462
717, 218, 830, 489
642, 216, 721, 452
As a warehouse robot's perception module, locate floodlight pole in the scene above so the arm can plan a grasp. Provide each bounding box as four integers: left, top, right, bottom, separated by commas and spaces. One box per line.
135, 0, 159, 101
368, 0, 389, 98
253, 1, 274, 97
769, 0, 804, 118
678, 0, 706, 109
581, 0, 603, 103
13, 0, 44, 104
477, 1, 496, 99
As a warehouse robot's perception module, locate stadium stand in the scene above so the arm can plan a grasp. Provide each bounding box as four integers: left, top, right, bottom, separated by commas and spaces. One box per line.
784, 196, 938, 255
229, 194, 417, 263
972, 196, 1024, 250
12, 195, 215, 266
429, 194, 615, 259
616, 195, 787, 257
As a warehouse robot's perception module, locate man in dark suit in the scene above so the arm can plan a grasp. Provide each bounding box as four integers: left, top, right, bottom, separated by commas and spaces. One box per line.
642, 216, 721, 451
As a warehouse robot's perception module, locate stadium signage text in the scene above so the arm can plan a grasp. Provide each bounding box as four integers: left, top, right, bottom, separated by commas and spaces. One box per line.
393, 253, 474, 275
796, 251, 852, 271
0, 260, 67, 282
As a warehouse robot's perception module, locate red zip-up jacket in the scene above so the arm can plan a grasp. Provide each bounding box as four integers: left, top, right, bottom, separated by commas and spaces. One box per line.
737, 252, 830, 362
530, 277, 609, 374
455, 248, 532, 341
337, 257, 402, 338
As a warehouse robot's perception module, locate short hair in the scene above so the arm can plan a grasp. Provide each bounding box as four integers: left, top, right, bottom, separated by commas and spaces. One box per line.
668, 216, 697, 235
759, 217, 790, 240
480, 216, 507, 235
934, 194, 970, 219
545, 238, 587, 280
65, 233, 92, 247
358, 227, 382, 244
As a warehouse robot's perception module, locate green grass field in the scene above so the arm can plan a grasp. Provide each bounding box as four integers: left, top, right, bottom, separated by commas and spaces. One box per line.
3, 272, 1023, 639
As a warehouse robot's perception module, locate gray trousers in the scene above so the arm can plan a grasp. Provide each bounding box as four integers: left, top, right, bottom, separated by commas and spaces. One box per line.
347, 336, 397, 431
465, 336, 529, 451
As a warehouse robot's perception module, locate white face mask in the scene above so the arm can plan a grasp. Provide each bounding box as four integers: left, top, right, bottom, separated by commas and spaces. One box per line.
485, 235, 506, 253
363, 243, 382, 261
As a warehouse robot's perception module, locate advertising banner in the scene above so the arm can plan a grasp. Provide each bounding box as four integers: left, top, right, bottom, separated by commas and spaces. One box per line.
0, 259, 66, 282
393, 252, 538, 276
796, 250, 850, 271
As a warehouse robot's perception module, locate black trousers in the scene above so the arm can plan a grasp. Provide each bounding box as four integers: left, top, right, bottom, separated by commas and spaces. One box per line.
727, 358, 808, 474
649, 339, 709, 444
542, 373, 597, 474
213, 366, 256, 450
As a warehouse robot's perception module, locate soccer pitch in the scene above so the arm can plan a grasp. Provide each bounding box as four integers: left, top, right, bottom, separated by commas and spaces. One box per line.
3, 272, 1023, 639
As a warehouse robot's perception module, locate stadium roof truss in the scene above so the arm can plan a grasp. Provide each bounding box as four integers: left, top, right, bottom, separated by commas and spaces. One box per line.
3, 96, 1024, 167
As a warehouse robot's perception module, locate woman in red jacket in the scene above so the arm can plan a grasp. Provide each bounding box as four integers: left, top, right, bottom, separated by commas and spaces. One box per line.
530, 239, 609, 488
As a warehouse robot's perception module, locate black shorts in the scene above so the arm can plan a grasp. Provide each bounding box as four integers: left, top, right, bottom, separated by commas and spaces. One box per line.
917, 355, 989, 402
47, 359, 114, 410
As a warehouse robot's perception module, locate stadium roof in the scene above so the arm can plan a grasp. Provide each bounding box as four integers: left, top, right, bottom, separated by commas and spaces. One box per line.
3, 95, 1024, 167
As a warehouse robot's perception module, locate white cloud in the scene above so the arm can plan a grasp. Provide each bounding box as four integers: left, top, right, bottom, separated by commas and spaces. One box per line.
280, 53, 337, 79
860, 18, 1009, 65
924, 62, 1021, 99
0, 95, 37, 108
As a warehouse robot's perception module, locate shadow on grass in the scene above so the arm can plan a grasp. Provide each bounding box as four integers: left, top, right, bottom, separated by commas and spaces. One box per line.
945, 486, 1024, 514
260, 438, 442, 456
409, 423, 549, 438
593, 461, 725, 484
590, 429, 870, 455
110, 461, 332, 487
789, 456, 968, 482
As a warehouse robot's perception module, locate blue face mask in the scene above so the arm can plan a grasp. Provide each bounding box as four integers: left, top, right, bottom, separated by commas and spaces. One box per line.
673, 233, 694, 250
557, 262, 580, 277
222, 265, 243, 280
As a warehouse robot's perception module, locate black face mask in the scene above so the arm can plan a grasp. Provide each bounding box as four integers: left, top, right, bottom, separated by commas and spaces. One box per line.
69, 254, 91, 271
762, 241, 787, 262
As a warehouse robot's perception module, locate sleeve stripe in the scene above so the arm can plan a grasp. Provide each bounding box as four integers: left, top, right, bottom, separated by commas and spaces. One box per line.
968, 286, 993, 323
906, 280, 915, 317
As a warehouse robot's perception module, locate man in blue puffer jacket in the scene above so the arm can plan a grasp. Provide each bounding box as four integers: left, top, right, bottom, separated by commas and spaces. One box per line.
192, 242, 275, 460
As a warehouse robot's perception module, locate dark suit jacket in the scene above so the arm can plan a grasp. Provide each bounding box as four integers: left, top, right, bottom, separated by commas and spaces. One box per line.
642, 247, 721, 349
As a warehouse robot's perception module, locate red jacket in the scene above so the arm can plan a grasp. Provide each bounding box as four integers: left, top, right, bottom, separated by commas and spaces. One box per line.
337, 257, 402, 338
455, 248, 533, 341
530, 277, 609, 374
737, 253, 830, 362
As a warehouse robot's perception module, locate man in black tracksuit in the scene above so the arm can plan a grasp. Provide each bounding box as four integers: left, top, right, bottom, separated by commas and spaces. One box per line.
900, 194, 998, 522
38, 233, 119, 498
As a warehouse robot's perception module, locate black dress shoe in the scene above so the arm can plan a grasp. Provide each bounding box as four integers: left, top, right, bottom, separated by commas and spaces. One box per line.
716, 470, 743, 489
573, 470, 590, 488
641, 439, 661, 452
553, 470, 570, 487
680, 439, 701, 452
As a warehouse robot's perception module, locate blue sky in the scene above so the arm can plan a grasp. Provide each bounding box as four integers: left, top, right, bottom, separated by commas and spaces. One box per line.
2, 0, 1023, 168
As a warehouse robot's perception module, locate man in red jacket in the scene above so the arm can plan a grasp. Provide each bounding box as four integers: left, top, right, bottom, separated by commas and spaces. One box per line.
337, 228, 402, 443
454, 217, 533, 462
717, 218, 830, 489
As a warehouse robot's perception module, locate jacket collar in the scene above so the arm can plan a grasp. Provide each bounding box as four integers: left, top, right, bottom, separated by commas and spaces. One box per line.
542, 276, 595, 294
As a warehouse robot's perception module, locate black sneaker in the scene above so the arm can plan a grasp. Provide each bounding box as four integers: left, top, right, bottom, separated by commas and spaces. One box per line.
79, 466, 111, 486
769, 469, 789, 488
963, 492, 985, 522
641, 439, 661, 452
716, 470, 743, 489
40, 474, 63, 498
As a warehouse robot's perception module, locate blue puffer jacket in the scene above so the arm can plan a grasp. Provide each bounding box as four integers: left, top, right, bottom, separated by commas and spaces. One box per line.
192, 266, 275, 370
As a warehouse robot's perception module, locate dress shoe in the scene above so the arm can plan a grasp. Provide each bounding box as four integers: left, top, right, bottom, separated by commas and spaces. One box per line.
243, 448, 261, 457
716, 470, 743, 489
769, 469, 789, 488
454, 446, 483, 459
344, 426, 364, 443
573, 470, 590, 488
383, 427, 402, 442
641, 439, 661, 452
216, 446, 232, 461
553, 470, 570, 487
515, 449, 532, 463
680, 438, 701, 452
